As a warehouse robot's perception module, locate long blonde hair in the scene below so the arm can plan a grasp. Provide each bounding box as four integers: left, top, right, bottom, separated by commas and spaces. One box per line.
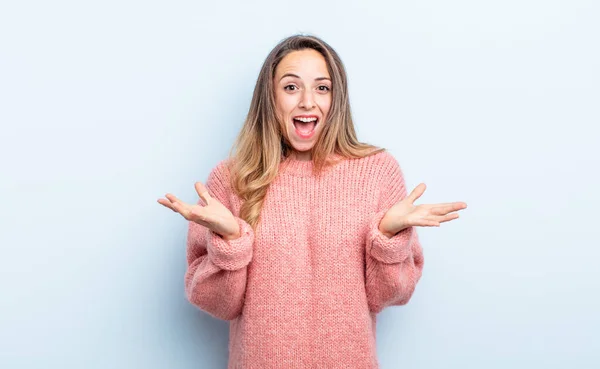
224, 34, 385, 232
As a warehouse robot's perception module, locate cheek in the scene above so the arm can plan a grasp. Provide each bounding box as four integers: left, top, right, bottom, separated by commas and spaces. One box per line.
318, 95, 332, 115
275, 94, 294, 121
276, 95, 297, 117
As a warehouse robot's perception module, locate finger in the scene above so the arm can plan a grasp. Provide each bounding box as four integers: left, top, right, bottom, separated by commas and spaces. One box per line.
429, 207, 446, 216
195, 182, 212, 205
430, 213, 460, 223
444, 202, 467, 211
171, 201, 192, 220
164, 194, 193, 217
157, 198, 177, 212
442, 213, 459, 222
411, 216, 440, 227
431, 202, 465, 209
422, 215, 442, 224
430, 203, 467, 215
165, 193, 192, 208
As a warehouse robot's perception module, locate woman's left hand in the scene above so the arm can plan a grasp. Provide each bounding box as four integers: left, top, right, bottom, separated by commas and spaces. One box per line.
379, 183, 467, 238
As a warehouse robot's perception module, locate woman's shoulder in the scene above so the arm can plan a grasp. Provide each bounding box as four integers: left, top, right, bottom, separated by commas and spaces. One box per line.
206, 158, 235, 193
348, 149, 401, 175
212, 157, 233, 175
367, 148, 397, 163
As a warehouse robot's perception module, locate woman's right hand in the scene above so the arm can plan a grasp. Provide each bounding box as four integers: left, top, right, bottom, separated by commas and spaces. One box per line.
157, 182, 241, 240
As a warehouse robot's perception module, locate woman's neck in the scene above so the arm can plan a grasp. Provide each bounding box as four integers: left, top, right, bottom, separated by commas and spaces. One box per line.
288, 150, 312, 161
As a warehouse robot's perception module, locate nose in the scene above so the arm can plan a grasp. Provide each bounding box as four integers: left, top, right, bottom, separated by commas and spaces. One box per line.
299, 90, 315, 109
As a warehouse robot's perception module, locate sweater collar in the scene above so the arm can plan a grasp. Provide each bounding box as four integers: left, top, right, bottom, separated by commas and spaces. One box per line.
278, 154, 345, 177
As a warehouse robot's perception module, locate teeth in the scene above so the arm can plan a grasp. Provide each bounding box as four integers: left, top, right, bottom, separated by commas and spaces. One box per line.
294, 117, 317, 122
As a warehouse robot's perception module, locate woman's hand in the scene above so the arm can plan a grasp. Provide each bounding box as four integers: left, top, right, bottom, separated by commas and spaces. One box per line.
157, 182, 241, 240
379, 183, 467, 238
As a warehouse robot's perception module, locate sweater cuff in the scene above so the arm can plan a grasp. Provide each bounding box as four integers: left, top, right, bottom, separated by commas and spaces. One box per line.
367, 209, 414, 264
206, 216, 254, 271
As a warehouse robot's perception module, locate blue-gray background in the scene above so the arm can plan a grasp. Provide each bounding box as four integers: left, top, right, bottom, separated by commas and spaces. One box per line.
1, 1, 598, 368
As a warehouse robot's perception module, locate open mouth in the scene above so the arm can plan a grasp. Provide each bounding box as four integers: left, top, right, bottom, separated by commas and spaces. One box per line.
292, 116, 319, 135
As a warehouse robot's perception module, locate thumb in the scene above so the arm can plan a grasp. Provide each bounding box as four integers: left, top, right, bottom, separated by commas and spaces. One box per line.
407, 183, 426, 203
194, 181, 212, 205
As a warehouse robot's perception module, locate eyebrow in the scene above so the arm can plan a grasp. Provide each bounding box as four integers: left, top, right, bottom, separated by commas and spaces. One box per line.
279, 73, 331, 82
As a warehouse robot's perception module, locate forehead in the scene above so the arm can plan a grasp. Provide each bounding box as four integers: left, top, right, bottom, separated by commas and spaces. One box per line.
275, 49, 330, 78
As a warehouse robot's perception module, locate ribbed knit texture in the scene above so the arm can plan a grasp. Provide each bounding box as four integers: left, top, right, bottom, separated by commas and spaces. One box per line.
184, 150, 424, 369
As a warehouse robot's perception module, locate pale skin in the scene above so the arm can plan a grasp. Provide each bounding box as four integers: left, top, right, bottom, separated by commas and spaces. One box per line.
275, 48, 332, 161
157, 182, 242, 241
378, 183, 467, 238
157, 48, 467, 239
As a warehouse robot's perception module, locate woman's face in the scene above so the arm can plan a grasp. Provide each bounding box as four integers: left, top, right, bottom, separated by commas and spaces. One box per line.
273, 48, 332, 160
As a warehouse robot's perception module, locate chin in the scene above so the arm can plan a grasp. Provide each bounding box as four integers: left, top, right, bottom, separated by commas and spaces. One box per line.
290, 142, 315, 153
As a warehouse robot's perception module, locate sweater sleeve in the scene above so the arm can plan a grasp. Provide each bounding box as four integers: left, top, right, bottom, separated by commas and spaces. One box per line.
184, 160, 255, 321
364, 152, 424, 314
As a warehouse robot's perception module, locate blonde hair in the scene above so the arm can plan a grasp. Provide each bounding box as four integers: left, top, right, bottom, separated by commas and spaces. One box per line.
224, 34, 385, 233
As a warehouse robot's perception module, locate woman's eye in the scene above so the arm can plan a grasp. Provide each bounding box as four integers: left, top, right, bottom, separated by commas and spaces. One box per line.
318, 86, 330, 91
284, 85, 297, 91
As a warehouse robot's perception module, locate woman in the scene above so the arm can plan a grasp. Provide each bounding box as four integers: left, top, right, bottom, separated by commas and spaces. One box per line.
158, 34, 467, 368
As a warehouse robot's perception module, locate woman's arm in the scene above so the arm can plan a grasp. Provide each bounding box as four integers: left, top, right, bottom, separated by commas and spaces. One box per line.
364, 153, 424, 314
184, 161, 254, 321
